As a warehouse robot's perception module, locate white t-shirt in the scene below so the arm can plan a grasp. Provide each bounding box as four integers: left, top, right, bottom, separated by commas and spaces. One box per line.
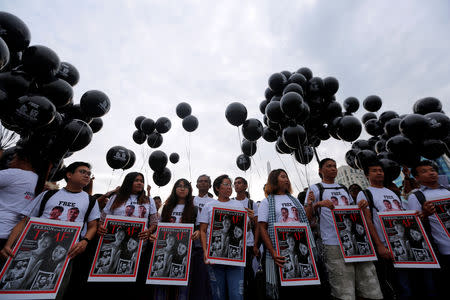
306, 183, 354, 245
258, 195, 302, 224
103, 194, 156, 221
194, 195, 214, 225
0, 169, 38, 239
170, 204, 185, 223
22, 189, 101, 223
231, 197, 258, 246
356, 187, 403, 245
407, 186, 450, 255
198, 199, 245, 245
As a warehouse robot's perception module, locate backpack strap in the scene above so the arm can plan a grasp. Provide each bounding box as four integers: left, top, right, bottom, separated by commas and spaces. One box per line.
316, 183, 325, 202
248, 199, 254, 210
84, 195, 97, 224
362, 189, 376, 222
413, 190, 427, 206
38, 189, 60, 217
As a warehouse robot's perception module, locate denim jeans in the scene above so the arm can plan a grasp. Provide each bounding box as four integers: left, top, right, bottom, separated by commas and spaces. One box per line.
208, 264, 244, 300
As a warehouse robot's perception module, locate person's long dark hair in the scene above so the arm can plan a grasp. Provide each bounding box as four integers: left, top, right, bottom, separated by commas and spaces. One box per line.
264, 169, 292, 197
111, 172, 148, 211
161, 178, 196, 224
14, 147, 50, 196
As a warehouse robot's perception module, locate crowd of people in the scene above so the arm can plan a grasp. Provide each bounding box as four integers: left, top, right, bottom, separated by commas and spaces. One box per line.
0, 147, 449, 300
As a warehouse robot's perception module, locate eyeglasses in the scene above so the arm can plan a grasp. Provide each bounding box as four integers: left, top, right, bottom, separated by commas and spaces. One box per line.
78, 169, 93, 177
176, 185, 189, 189
221, 183, 232, 187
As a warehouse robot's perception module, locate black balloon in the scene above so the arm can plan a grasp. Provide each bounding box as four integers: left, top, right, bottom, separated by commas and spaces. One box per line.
0, 71, 31, 99
296, 67, 313, 81
386, 135, 413, 155
13, 95, 56, 129
0, 12, 31, 51
225, 102, 247, 126
268, 73, 287, 94
135, 116, 146, 130
56, 62, 80, 86
361, 112, 377, 124
276, 137, 294, 154
377, 151, 396, 161
294, 146, 314, 164
259, 100, 268, 114
399, 114, 430, 141
283, 83, 304, 96
352, 140, 371, 151
364, 119, 384, 136
343, 97, 359, 113
132, 130, 147, 144
0, 37, 9, 71
425, 112, 450, 139
419, 139, 446, 160
379, 111, 399, 125
141, 118, 156, 134
281, 70, 292, 79
375, 139, 386, 153
236, 154, 251, 171
322, 77, 339, 97
155, 117, 171, 134
122, 150, 136, 170
182, 115, 199, 132
265, 101, 284, 122
147, 132, 163, 148
337, 116, 362, 142
384, 118, 401, 137
280, 92, 305, 119
149, 150, 168, 172
413, 97, 442, 115
265, 87, 275, 101
89, 117, 103, 133
282, 125, 306, 149
80, 90, 111, 118
379, 158, 401, 183
62, 119, 93, 152
22, 45, 60, 79
241, 139, 257, 156
39, 78, 73, 108
288, 73, 307, 88
324, 102, 342, 120
271, 95, 281, 102
153, 167, 171, 186
176, 102, 192, 119
307, 77, 323, 95
355, 150, 377, 170
345, 150, 358, 169
169, 153, 179, 164
262, 126, 278, 142
242, 118, 263, 142
363, 95, 382, 112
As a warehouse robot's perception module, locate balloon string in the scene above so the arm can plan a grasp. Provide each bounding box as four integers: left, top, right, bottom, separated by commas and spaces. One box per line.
107, 169, 116, 191
290, 153, 306, 189
237, 126, 242, 151
116, 169, 125, 187
250, 156, 262, 179
276, 152, 300, 192
185, 133, 192, 182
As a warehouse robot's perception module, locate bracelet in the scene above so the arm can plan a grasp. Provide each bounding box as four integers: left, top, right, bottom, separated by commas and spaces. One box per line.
80, 237, 90, 244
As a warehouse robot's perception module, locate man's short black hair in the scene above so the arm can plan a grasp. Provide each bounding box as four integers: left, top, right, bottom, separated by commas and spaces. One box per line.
212, 175, 230, 196
318, 158, 335, 179
64, 162, 91, 182
363, 160, 383, 176
411, 160, 439, 177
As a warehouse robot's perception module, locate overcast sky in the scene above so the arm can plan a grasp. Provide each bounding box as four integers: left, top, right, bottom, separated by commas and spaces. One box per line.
4, 0, 450, 201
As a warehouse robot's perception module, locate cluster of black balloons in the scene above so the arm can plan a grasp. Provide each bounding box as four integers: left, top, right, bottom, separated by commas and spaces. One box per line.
345, 97, 449, 182
133, 115, 172, 148
106, 146, 136, 170
176, 102, 199, 132
226, 67, 366, 170
0, 12, 110, 176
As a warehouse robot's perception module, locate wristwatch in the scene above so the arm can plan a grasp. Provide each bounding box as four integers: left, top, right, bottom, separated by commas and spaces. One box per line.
80, 237, 90, 244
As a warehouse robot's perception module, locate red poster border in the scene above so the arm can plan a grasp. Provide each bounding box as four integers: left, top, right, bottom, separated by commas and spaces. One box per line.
273, 224, 319, 283
147, 224, 194, 282
429, 197, 450, 239
206, 207, 247, 264
331, 207, 377, 260
88, 216, 147, 279
0, 219, 81, 296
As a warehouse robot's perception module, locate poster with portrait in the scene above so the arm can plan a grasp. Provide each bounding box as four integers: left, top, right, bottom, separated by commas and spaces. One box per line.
88, 215, 147, 282
332, 206, 377, 263
206, 206, 248, 266
0, 218, 82, 299
429, 197, 450, 239
273, 223, 320, 286
147, 223, 194, 286
378, 210, 440, 268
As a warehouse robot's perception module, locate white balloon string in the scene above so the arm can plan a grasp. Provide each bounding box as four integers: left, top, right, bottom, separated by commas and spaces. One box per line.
107, 169, 116, 191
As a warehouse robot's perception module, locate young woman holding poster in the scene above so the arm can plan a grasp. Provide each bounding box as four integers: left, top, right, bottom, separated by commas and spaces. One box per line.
257, 169, 317, 299
97, 172, 156, 297
199, 175, 246, 300
154, 178, 198, 300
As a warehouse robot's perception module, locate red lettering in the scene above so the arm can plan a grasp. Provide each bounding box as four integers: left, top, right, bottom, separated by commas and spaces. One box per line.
350, 213, 357, 222
402, 219, 413, 228
33, 229, 48, 240
176, 232, 185, 240
337, 214, 343, 222
386, 219, 393, 227
232, 216, 240, 224
127, 227, 137, 236
294, 232, 302, 240
110, 225, 118, 234
162, 231, 167, 239
54, 232, 70, 242
281, 232, 286, 240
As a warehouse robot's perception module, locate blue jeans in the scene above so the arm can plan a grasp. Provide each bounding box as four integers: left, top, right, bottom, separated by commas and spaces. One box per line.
208, 264, 244, 300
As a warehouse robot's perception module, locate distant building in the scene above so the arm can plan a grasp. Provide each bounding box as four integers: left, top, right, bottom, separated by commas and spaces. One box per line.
336, 166, 369, 189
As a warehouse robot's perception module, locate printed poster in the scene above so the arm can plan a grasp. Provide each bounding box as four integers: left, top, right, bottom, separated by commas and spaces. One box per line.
274, 223, 320, 286
332, 206, 377, 262
206, 207, 247, 267
378, 210, 440, 268
428, 197, 450, 239
0, 218, 82, 299
88, 215, 147, 282
147, 223, 194, 286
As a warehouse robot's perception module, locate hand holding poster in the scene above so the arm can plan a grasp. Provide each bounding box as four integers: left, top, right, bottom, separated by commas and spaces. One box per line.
274, 223, 320, 286
332, 206, 377, 262
88, 215, 147, 282
147, 223, 194, 286
429, 197, 450, 239
0, 218, 82, 299
378, 210, 440, 268
206, 207, 247, 266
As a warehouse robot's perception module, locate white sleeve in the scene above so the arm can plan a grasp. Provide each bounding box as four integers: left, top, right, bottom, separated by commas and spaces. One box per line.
102, 195, 115, 215
254, 202, 259, 217
197, 203, 210, 224
0, 169, 14, 188
407, 194, 422, 212
257, 199, 269, 223
306, 184, 320, 203
356, 191, 365, 204
20, 191, 46, 217
87, 201, 101, 222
